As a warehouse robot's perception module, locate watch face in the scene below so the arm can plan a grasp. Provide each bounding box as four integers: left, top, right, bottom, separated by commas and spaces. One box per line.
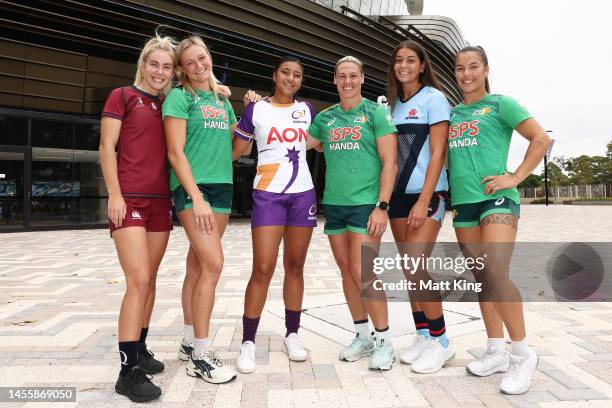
378, 201, 388, 210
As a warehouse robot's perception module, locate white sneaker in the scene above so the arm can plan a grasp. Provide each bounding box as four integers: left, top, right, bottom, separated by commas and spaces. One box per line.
399, 335, 427, 364
178, 342, 193, 361
466, 346, 509, 377
500, 349, 538, 395
236, 341, 256, 374
411, 338, 455, 374
284, 333, 307, 361
186, 349, 236, 384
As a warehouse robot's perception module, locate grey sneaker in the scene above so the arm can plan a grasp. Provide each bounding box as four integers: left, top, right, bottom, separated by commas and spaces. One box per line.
339, 334, 374, 362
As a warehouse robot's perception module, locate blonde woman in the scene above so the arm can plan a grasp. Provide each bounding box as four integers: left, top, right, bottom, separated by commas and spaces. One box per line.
308, 56, 398, 370
163, 35, 237, 384
100, 34, 176, 402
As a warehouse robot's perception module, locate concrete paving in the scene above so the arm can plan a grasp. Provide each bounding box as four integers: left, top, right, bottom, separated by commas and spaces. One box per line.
0, 205, 611, 407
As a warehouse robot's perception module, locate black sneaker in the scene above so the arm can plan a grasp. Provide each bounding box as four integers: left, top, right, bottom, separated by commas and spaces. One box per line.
138, 343, 164, 374
115, 366, 161, 402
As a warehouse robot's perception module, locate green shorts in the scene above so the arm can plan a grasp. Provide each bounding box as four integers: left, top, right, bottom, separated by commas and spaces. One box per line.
172, 183, 233, 214
321, 204, 375, 235
451, 196, 520, 228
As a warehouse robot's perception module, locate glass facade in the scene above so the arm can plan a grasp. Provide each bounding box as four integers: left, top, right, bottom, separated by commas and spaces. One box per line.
0, 111, 107, 230
313, 0, 409, 16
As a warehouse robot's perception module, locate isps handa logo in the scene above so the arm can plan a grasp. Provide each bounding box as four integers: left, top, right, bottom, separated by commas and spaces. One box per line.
328, 126, 361, 151
448, 120, 479, 148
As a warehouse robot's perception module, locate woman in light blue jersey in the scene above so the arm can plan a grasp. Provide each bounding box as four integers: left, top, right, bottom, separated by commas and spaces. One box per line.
386, 40, 453, 374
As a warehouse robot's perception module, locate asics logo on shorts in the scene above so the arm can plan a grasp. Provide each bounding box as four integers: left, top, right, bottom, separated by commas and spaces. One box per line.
131, 210, 142, 220
495, 197, 505, 206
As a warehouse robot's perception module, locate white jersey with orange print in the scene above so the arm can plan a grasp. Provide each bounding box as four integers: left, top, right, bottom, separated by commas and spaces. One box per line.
234, 98, 316, 194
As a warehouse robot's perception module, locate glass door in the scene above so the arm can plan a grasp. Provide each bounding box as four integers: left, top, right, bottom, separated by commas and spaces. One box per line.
0, 147, 29, 230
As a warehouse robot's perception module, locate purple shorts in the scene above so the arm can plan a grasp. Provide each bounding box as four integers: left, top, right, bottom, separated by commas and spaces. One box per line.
251, 188, 317, 228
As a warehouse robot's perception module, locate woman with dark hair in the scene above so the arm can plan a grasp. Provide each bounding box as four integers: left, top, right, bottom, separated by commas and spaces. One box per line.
232, 57, 319, 373
449, 45, 550, 394
386, 40, 454, 374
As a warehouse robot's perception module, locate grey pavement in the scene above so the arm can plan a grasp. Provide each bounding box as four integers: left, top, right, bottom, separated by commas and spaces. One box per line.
0, 205, 611, 407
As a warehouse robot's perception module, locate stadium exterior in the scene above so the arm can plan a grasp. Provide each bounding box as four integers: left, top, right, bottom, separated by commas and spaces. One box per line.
0, 0, 465, 231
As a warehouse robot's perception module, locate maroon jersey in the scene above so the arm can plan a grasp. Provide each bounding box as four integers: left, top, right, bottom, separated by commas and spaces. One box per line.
102, 86, 170, 197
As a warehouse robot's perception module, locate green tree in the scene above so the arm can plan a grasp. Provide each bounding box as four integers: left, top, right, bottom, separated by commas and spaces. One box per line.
566, 155, 595, 185
607, 139, 612, 160
543, 161, 570, 186
591, 155, 612, 184
518, 173, 542, 188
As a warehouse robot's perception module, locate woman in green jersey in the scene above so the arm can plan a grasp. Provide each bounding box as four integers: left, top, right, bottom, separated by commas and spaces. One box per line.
309, 56, 398, 370
163, 35, 237, 384
449, 46, 550, 395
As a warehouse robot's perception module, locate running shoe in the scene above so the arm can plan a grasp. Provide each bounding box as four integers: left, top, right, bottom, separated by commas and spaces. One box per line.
178, 342, 194, 361
368, 338, 395, 370
411, 338, 455, 373
137, 343, 164, 374
500, 348, 538, 395
399, 335, 427, 364
466, 346, 509, 377
186, 349, 237, 384
237, 341, 256, 374
284, 333, 308, 361
339, 334, 374, 362
115, 366, 161, 402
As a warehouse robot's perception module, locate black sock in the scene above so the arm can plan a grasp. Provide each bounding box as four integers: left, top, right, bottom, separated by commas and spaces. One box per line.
427, 314, 446, 337
119, 341, 140, 376
139, 327, 149, 345
412, 311, 428, 332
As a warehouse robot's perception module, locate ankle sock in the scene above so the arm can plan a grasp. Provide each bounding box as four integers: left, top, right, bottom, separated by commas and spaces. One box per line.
242, 315, 260, 344
428, 314, 449, 348
118, 341, 139, 375
413, 311, 430, 337
354, 319, 370, 339
285, 309, 301, 337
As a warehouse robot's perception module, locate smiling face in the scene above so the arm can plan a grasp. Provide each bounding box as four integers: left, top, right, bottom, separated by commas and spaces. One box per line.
334, 62, 364, 100
273, 61, 303, 99
394, 47, 424, 86
180, 44, 213, 87
139, 49, 174, 95
454, 51, 489, 96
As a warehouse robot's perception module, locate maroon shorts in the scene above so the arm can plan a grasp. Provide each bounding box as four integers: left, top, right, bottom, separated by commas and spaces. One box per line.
109, 197, 173, 234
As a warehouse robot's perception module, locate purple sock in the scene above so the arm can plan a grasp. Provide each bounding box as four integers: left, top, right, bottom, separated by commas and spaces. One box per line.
285, 309, 301, 337
242, 315, 260, 344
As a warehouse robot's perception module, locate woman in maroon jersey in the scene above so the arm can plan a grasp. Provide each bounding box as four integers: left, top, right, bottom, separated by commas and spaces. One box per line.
99, 35, 176, 402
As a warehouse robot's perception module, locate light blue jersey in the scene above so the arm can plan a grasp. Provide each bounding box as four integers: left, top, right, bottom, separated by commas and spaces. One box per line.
392, 86, 451, 194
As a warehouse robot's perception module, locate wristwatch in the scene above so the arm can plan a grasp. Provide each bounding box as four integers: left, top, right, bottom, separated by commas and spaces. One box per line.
375, 201, 389, 211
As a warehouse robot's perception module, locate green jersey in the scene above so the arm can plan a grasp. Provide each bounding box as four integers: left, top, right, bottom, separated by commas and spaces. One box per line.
162, 87, 237, 191
448, 94, 531, 206
309, 98, 397, 205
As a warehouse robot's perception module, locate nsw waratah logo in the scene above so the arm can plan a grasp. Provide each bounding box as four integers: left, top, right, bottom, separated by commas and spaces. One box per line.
405, 108, 419, 120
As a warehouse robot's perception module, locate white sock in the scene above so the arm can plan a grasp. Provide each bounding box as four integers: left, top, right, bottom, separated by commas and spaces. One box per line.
511, 338, 530, 357
375, 327, 390, 345
183, 325, 194, 345
194, 337, 210, 357
355, 321, 370, 339
487, 338, 506, 353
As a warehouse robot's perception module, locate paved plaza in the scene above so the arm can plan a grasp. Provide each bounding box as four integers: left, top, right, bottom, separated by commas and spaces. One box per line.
0, 205, 611, 407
